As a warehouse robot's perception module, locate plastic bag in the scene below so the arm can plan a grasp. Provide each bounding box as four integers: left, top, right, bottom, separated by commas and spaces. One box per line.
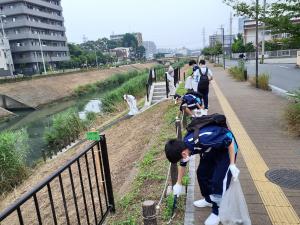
219, 179, 251, 225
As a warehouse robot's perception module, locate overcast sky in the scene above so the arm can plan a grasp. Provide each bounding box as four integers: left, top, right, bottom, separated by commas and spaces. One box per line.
61, 0, 240, 49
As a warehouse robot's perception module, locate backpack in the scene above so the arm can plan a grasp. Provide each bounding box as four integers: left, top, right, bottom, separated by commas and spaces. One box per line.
197, 68, 209, 91
186, 114, 228, 146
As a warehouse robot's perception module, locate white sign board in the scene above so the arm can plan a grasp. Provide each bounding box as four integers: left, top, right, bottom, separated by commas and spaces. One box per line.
297, 51, 300, 67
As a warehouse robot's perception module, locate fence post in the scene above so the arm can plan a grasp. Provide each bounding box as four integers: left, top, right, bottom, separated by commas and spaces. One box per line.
184, 72, 186, 81
100, 134, 116, 213
165, 73, 169, 98
154, 69, 157, 83
146, 84, 149, 102
142, 201, 157, 225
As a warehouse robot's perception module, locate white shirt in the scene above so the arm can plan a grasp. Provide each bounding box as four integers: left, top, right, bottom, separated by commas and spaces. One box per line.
199, 66, 213, 79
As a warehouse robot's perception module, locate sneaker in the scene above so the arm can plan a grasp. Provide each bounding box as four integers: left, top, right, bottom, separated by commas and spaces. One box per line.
204, 213, 220, 225
201, 109, 208, 116
193, 199, 212, 208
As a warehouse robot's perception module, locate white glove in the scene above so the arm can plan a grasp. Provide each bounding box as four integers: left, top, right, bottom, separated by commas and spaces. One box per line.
173, 183, 183, 197
229, 164, 240, 181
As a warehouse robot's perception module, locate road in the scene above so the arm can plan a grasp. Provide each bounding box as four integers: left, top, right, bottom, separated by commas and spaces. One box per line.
223, 59, 300, 92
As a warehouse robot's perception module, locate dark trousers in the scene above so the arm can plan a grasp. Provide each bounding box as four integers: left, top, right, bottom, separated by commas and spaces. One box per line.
198, 89, 209, 109
197, 149, 233, 215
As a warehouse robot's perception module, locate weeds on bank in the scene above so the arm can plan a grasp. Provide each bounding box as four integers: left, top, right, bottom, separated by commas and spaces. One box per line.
110, 104, 186, 224
44, 109, 97, 148
250, 73, 270, 90
74, 70, 145, 96
0, 129, 30, 194
101, 73, 148, 112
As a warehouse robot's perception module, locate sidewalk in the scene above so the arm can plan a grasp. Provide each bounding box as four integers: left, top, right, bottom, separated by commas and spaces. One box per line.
184, 66, 300, 224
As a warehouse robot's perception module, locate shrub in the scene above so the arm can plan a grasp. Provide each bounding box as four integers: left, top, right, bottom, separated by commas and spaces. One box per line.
250, 73, 270, 90
284, 102, 300, 136
0, 129, 29, 194
44, 109, 86, 147
228, 66, 245, 81
284, 89, 300, 136
228, 60, 246, 81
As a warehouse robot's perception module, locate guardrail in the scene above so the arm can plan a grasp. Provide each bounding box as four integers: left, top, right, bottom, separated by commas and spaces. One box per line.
0, 134, 115, 225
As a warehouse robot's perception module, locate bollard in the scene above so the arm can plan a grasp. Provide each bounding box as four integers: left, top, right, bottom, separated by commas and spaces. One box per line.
142, 200, 157, 225
244, 69, 248, 81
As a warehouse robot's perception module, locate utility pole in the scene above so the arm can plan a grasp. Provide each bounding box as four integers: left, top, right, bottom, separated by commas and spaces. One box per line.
202, 27, 206, 49
230, 12, 233, 60
261, 0, 266, 64
220, 26, 225, 70
255, 0, 259, 88
38, 33, 47, 75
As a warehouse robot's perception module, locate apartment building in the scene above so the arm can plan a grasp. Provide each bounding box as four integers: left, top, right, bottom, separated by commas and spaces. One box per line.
0, 0, 70, 74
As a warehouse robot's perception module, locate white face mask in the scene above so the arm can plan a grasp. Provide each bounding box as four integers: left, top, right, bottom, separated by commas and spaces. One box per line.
182, 155, 190, 163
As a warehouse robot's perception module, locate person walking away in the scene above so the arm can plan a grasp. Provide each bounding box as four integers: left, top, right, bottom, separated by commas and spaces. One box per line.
187, 59, 201, 92
198, 59, 213, 114
164, 114, 240, 225
124, 94, 139, 115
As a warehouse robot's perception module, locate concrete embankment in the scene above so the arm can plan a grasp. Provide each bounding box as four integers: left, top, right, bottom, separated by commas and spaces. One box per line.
0, 107, 15, 120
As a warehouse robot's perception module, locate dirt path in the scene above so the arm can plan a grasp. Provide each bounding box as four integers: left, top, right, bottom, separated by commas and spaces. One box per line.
0, 63, 156, 109
0, 101, 171, 224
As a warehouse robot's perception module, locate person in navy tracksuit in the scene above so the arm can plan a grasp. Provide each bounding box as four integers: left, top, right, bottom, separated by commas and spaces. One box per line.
165, 123, 240, 225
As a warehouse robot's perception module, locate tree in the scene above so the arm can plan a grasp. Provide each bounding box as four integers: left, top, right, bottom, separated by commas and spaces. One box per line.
224, 0, 300, 43
68, 43, 83, 57
154, 53, 165, 59
136, 46, 146, 59
245, 42, 255, 52
122, 33, 138, 50
213, 42, 223, 55
231, 34, 245, 53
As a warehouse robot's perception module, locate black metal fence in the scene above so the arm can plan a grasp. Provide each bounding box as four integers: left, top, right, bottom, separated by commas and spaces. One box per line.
146, 69, 154, 102
173, 68, 181, 87
0, 134, 115, 225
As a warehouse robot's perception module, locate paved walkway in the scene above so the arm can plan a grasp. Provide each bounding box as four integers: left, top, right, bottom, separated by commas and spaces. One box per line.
184, 66, 300, 224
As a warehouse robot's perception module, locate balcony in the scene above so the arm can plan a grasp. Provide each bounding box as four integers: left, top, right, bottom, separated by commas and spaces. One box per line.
0, 0, 62, 11
2, 6, 64, 22
4, 20, 66, 31
13, 55, 70, 64
11, 45, 69, 52
7, 32, 67, 42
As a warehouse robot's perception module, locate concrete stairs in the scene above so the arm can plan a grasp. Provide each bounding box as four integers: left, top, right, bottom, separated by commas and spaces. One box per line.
151, 82, 167, 105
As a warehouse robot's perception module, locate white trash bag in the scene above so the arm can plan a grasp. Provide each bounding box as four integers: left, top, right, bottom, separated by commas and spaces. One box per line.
219, 179, 251, 225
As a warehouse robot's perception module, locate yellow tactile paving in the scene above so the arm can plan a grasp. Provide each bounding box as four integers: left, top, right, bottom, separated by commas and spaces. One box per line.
212, 80, 300, 225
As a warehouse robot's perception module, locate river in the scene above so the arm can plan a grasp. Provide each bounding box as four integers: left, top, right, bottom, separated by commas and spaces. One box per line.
0, 93, 103, 165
